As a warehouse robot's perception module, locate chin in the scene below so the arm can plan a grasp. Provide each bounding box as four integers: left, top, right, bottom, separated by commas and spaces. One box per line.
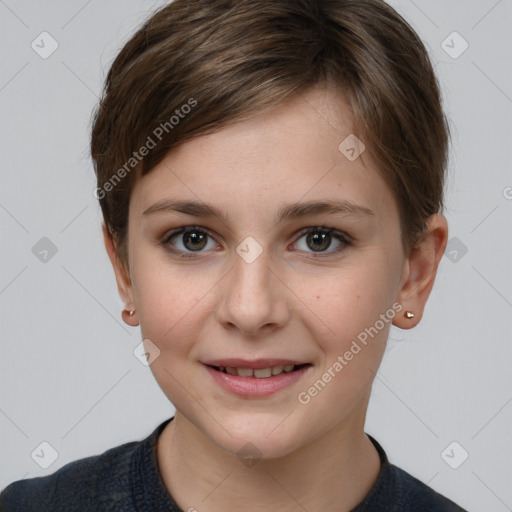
199, 409, 310, 460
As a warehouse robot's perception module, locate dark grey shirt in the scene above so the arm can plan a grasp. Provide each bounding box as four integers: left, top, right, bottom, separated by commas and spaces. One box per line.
0, 417, 467, 511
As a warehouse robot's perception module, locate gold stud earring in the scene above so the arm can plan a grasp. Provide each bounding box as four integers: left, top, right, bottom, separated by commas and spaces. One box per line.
404, 311, 415, 319
121, 308, 137, 324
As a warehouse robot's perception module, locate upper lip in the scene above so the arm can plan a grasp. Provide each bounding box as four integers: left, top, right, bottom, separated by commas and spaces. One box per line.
202, 358, 310, 369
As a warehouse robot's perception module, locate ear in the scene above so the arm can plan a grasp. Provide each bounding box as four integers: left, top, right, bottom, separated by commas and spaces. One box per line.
393, 214, 448, 329
102, 224, 139, 326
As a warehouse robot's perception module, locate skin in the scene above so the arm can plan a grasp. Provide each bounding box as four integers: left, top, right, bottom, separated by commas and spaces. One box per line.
104, 85, 448, 511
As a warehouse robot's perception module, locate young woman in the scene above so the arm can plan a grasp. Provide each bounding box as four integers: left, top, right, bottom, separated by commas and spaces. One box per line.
1, 0, 468, 510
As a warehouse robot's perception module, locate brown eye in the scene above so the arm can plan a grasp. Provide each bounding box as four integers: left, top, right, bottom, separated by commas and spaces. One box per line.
164, 227, 217, 254
181, 230, 208, 251
306, 231, 331, 252
294, 227, 350, 255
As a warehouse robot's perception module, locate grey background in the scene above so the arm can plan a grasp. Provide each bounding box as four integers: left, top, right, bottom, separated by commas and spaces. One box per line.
0, 1, 511, 510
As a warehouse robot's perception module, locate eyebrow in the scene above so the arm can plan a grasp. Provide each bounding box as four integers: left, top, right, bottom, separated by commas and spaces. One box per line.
142, 198, 374, 223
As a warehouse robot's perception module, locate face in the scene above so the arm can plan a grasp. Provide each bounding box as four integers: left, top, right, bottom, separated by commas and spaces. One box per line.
118, 86, 412, 458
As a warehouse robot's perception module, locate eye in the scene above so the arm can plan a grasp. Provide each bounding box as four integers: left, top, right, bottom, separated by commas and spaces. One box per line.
163, 226, 219, 257
292, 227, 351, 256
161, 225, 351, 259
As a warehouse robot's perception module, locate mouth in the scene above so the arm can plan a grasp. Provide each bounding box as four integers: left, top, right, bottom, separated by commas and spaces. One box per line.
208, 363, 311, 378
202, 359, 313, 397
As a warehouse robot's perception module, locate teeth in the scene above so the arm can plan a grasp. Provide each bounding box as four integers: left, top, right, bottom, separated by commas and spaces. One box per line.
237, 367, 254, 377
253, 367, 272, 378
271, 365, 283, 375
217, 365, 299, 377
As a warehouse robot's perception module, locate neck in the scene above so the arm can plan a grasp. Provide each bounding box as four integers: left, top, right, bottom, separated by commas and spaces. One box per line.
157, 407, 381, 512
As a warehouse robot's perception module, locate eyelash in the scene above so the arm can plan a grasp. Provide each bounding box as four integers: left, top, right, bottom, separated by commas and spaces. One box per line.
160, 225, 352, 259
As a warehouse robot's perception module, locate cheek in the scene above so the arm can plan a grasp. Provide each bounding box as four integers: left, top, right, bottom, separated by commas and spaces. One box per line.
135, 264, 209, 348
294, 253, 401, 403
305, 257, 399, 341
131, 259, 215, 404
289, 271, 398, 446
294, 267, 397, 421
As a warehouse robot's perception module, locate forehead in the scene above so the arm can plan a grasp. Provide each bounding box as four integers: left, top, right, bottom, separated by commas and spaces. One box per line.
131, 86, 398, 224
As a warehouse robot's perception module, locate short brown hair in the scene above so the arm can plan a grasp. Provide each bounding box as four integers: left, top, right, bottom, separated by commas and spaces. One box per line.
90, 0, 449, 263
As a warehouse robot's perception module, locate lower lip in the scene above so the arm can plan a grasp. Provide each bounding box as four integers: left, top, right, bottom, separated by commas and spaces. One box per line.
204, 364, 311, 397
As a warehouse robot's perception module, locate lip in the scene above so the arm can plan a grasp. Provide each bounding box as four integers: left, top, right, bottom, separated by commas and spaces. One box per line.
202, 358, 308, 369
203, 361, 312, 397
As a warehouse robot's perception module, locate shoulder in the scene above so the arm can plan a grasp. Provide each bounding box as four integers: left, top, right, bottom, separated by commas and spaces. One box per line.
0, 439, 140, 512
389, 463, 467, 511
360, 435, 468, 512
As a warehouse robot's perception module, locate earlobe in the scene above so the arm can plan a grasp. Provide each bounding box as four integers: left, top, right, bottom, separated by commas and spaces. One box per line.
393, 214, 448, 329
102, 225, 139, 326
121, 307, 139, 327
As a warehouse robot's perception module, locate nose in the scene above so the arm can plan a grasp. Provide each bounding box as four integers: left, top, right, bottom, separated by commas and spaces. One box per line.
215, 249, 290, 337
